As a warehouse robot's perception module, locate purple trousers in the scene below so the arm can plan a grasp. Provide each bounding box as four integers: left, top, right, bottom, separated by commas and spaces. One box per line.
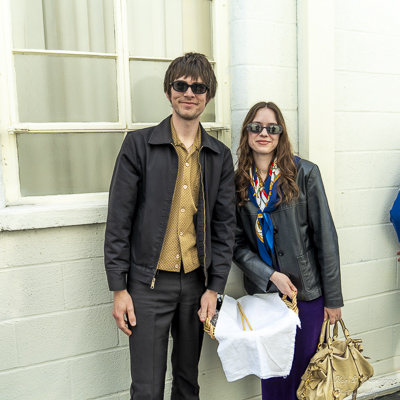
261, 296, 324, 400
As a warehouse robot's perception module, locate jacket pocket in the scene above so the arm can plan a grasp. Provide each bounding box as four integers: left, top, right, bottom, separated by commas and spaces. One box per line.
297, 248, 321, 292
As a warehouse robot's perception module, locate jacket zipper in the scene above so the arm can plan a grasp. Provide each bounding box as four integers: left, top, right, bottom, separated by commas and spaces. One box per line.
151, 142, 179, 290
150, 269, 159, 289
198, 146, 208, 286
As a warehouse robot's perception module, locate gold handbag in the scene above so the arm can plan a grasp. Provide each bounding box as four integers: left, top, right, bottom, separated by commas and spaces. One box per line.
297, 319, 374, 400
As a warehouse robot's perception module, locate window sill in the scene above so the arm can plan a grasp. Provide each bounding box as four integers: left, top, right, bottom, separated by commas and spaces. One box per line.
0, 200, 108, 231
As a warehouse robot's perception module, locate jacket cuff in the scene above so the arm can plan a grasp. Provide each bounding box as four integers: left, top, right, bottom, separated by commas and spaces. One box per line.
206, 275, 227, 294
324, 294, 344, 309
106, 270, 128, 291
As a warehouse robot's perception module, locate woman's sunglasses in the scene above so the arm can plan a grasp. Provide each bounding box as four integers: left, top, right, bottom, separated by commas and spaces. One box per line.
170, 81, 209, 95
247, 123, 283, 135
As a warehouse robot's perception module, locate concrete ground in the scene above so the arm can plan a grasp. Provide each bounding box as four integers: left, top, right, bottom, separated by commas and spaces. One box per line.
377, 391, 400, 399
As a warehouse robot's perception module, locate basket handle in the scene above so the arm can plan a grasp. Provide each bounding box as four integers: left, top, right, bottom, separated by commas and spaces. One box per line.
204, 317, 216, 340
237, 302, 253, 331
281, 291, 299, 315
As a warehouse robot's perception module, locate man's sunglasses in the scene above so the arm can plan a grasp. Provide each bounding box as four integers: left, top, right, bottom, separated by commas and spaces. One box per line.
247, 123, 283, 135
170, 81, 209, 95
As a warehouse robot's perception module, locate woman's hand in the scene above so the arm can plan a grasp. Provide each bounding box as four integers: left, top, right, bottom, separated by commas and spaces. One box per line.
324, 307, 342, 324
270, 271, 297, 298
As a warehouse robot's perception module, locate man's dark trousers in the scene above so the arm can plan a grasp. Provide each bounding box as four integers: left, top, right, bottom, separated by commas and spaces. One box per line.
128, 268, 205, 400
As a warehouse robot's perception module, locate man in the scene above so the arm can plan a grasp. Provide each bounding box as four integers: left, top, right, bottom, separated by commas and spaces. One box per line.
104, 53, 236, 400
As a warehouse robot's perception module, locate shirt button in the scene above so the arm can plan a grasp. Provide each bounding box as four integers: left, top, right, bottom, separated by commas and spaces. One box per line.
273, 228, 278, 234
179, 232, 183, 236
278, 251, 284, 256
183, 185, 188, 189
181, 208, 185, 213
175, 264, 179, 269
185, 162, 189, 167
176, 254, 180, 259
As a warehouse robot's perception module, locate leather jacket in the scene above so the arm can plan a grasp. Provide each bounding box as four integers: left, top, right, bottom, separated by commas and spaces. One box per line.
104, 116, 236, 294
233, 158, 343, 308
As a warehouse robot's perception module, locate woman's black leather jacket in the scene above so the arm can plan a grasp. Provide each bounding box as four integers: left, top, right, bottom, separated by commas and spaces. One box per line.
233, 158, 343, 309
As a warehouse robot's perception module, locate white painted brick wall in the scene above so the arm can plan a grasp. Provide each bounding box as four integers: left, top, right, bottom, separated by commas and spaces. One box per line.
0, 225, 131, 400
335, 0, 400, 388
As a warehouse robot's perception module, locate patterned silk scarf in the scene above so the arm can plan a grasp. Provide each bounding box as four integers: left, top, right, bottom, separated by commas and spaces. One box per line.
248, 159, 281, 266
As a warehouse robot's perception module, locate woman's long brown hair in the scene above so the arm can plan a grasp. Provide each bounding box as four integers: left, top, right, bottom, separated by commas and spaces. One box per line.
235, 101, 299, 206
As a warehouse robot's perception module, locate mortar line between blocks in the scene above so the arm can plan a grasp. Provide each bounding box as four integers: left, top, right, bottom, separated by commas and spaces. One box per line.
344, 289, 400, 304
0, 255, 105, 271
337, 222, 394, 231
0, 345, 129, 376
0, 302, 113, 323
335, 69, 400, 78
335, 110, 400, 114
335, 27, 400, 39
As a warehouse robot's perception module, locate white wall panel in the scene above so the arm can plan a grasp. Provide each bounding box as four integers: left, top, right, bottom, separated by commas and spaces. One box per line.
335, 1, 400, 393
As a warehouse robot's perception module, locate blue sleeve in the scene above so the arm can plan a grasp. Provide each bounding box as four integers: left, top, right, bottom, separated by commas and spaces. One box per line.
390, 191, 400, 242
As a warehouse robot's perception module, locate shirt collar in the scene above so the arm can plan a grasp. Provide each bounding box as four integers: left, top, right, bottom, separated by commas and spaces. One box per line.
171, 119, 201, 152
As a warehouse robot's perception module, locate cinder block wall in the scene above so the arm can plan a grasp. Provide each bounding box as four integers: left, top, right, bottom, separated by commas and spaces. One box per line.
0, 225, 131, 399
334, 0, 400, 393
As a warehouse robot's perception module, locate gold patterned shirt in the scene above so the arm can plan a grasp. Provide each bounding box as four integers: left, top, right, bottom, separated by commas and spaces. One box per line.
157, 120, 201, 273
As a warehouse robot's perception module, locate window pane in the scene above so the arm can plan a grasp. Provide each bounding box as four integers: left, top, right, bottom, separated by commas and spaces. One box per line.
17, 132, 124, 196
182, 0, 212, 57
130, 60, 172, 123
127, 0, 212, 58
130, 60, 215, 123
11, 0, 115, 53
200, 97, 215, 123
15, 54, 118, 123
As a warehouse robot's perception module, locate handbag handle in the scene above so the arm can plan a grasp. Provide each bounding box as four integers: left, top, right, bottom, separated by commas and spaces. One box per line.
281, 291, 299, 315
317, 318, 351, 350
237, 302, 253, 331
317, 320, 332, 350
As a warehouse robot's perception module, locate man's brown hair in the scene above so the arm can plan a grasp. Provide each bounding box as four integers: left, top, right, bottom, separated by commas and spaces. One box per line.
164, 52, 217, 102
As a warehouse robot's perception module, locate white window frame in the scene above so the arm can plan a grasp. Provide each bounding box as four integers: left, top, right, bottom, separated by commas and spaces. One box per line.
0, 0, 231, 229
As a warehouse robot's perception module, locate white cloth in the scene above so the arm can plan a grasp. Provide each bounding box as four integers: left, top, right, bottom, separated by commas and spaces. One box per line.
214, 293, 301, 382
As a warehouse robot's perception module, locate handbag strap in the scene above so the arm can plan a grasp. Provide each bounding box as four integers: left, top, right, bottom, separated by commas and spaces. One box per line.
237, 302, 253, 331
317, 320, 329, 350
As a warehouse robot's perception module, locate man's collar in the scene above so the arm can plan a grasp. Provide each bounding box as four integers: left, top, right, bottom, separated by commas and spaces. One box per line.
148, 116, 220, 154
170, 120, 201, 152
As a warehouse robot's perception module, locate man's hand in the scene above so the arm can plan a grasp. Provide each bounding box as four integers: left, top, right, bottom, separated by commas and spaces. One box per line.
113, 290, 136, 336
198, 289, 218, 323
397, 250, 400, 262
270, 271, 297, 298
324, 307, 342, 325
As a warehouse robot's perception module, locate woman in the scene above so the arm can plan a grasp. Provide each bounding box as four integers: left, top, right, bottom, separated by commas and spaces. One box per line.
233, 101, 343, 399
